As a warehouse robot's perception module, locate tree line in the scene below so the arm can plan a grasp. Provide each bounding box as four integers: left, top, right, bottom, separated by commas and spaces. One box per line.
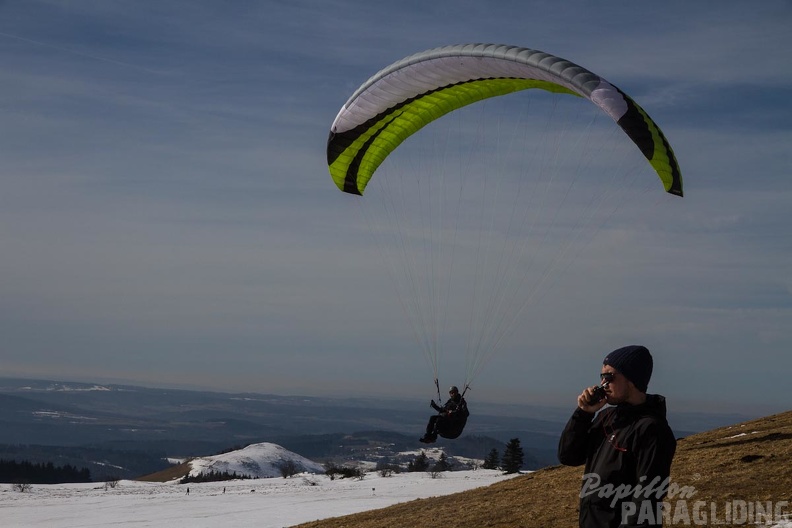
390, 437, 525, 475
482, 438, 524, 474
0, 459, 92, 484
180, 470, 251, 484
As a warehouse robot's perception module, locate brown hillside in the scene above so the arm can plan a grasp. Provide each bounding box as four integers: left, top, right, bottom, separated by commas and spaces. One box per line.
294, 410, 792, 528
137, 461, 191, 483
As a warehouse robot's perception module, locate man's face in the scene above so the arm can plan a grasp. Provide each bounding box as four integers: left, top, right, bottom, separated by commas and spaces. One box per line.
600, 365, 629, 404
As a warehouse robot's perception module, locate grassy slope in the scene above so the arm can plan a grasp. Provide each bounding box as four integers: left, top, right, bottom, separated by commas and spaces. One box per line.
294, 410, 792, 528
136, 462, 191, 483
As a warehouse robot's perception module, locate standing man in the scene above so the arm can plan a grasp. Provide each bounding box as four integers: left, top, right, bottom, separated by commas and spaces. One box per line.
558, 345, 676, 527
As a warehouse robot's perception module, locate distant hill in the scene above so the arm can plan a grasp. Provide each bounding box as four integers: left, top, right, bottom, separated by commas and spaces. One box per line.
138, 441, 487, 483
0, 377, 564, 448
139, 442, 325, 482
188, 443, 325, 479
294, 410, 792, 528
0, 376, 779, 481
0, 377, 563, 472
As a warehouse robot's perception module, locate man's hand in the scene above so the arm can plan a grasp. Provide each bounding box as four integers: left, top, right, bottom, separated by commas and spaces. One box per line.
577, 386, 607, 413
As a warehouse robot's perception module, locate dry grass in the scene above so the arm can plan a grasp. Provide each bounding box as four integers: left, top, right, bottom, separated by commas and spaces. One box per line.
294, 410, 792, 528
136, 461, 191, 482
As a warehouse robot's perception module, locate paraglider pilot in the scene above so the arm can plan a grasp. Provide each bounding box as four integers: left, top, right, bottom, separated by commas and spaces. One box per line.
420, 386, 469, 443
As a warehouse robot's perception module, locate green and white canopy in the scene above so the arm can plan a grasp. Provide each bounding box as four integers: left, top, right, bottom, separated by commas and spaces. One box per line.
327, 43, 682, 197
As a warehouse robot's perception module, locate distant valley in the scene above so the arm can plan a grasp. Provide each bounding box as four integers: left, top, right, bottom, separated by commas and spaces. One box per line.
0, 377, 757, 481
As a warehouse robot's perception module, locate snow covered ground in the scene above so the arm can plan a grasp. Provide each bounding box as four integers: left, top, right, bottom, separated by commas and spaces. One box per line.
0, 470, 518, 527
4, 472, 791, 528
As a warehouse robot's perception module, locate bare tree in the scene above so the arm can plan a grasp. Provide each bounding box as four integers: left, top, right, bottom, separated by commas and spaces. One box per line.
12, 482, 32, 493
277, 460, 299, 478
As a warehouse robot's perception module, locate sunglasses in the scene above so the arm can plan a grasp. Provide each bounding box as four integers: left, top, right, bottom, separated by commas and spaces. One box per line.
600, 372, 615, 383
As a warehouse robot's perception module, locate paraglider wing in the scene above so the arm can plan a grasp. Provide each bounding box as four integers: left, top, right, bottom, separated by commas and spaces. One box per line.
327, 43, 682, 197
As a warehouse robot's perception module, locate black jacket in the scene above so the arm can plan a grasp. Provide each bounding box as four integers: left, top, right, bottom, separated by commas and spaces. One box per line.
558, 395, 676, 528
431, 395, 469, 439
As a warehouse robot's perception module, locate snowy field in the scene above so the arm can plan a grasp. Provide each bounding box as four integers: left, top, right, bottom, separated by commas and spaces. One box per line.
0, 470, 518, 528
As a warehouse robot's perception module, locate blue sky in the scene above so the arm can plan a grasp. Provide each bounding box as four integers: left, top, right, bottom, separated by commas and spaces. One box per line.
1, 1, 790, 413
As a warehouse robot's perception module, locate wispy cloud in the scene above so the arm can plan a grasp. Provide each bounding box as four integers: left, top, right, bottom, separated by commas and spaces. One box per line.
0, 0, 789, 411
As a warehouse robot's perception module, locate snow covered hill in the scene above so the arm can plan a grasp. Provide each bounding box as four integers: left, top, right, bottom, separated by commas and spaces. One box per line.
186, 443, 325, 479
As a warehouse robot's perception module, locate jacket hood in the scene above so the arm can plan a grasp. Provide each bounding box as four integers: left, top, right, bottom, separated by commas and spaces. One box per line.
616, 393, 668, 420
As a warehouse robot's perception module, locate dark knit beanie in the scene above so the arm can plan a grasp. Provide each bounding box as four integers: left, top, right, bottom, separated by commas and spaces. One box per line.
603, 345, 653, 393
